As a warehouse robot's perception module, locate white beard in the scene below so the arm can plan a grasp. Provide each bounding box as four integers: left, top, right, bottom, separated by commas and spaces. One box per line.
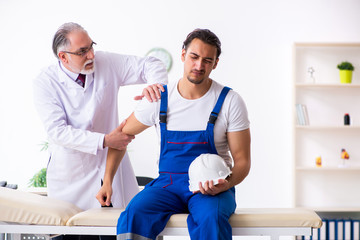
80, 60, 95, 75
68, 56, 95, 75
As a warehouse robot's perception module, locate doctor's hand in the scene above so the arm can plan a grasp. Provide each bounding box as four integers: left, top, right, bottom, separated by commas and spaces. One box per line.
104, 120, 135, 150
96, 184, 113, 207
133, 83, 165, 102
196, 179, 231, 196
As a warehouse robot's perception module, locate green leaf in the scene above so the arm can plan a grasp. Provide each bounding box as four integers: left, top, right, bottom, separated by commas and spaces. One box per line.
28, 168, 47, 187
39, 141, 49, 152
337, 61, 354, 71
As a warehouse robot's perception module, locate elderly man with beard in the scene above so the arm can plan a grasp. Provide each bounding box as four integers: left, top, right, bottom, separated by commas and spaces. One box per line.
33, 22, 168, 218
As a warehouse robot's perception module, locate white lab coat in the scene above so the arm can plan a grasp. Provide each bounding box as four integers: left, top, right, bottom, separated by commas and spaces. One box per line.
33, 51, 168, 210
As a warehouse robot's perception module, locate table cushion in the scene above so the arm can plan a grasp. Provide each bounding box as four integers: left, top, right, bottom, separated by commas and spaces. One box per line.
66, 207, 322, 228
67, 207, 122, 226
0, 187, 82, 226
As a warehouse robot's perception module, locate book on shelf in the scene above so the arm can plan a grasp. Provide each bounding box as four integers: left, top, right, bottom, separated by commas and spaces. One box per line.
295, 103, 309, 125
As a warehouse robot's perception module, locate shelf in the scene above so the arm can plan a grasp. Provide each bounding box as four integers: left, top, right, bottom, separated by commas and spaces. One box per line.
294, 42, 360, 48
296, 125, 360, 130
294, 42, 360, 210
296, 166, 360, 171
296, 83, 360, 88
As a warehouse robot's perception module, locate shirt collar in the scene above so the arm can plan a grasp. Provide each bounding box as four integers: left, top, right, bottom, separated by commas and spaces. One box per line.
59, 61, 79, 81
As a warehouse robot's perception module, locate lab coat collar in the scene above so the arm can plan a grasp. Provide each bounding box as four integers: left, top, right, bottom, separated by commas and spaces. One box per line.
85, 71, 94, 89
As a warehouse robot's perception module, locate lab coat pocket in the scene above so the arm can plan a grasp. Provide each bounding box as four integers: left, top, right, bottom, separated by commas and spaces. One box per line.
50, 147, 85, 182
92, 84, 115, 122
94, 82, 113, 106
95, 86, 107, 103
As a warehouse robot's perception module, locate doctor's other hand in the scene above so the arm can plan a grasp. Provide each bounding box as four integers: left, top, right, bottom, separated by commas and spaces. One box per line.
196, 179, 230, 196
133, 83, 165, 102
96, 184, 113, 207
103, 119, 135, 150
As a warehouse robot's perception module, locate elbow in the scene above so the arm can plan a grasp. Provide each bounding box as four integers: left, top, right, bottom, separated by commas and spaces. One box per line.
245, 161, 251, 178
46, 124, 68, 146
245, 156, 251, 177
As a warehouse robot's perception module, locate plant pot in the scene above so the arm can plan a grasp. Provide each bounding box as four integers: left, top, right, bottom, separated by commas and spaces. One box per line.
339, 70, 353, 84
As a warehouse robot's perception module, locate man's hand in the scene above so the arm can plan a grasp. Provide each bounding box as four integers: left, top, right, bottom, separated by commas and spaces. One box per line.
103, 120, 135, 150
134, 83, 165, 102
96, 183, 113, 207
195, 179, 231, 196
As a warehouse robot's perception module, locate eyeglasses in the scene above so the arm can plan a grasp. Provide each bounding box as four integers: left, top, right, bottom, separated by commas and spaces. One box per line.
62, 41, 96, 57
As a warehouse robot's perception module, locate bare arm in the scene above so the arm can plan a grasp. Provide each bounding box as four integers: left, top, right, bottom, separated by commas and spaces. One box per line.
96, 148, 126, 206
226, 129, 251, 187
198, 129, 251, 195
96, 113, 151, 206
122, 113, 151, 135
103, 120, 135, 150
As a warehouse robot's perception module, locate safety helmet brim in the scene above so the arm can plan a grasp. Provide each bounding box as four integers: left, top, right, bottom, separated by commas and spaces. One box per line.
189, 172, 232, 192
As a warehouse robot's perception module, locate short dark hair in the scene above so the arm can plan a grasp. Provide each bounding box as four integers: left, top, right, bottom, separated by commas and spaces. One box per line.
52, 22, 86, 59
182, 29, 221, 59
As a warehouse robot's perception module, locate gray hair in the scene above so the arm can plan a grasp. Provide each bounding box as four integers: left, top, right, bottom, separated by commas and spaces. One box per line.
52, 22, 86, 59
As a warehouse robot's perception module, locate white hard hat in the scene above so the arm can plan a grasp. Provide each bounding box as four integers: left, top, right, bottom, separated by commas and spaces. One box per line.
188, 154, 232, 192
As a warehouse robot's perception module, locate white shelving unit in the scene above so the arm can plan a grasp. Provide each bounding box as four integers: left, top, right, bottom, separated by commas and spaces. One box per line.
293, 43, 360, 210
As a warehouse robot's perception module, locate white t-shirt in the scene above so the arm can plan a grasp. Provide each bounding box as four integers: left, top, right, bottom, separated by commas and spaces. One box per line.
134, 79, 250, 167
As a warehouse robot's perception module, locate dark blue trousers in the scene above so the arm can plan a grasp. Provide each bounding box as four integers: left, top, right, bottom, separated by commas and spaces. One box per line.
117, 173, 236, 240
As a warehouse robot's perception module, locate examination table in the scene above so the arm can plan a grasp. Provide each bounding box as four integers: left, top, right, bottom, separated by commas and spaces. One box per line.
0, 187, 322, 239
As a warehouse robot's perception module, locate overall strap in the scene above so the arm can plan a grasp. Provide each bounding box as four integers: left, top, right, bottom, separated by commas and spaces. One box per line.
159, 85, 168, 130
208, 86, 231, 125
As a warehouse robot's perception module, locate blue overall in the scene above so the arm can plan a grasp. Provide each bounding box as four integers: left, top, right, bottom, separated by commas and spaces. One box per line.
117, 85, 236, 240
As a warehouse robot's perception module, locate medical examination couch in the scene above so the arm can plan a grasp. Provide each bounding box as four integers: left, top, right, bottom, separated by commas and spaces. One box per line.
0, 187, 322, 240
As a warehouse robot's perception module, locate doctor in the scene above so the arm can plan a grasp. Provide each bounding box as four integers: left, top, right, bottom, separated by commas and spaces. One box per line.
33, 22, 168, 211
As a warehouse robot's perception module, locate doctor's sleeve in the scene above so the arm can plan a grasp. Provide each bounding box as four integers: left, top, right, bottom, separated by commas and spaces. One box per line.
33, 77, 103, 155
107, 52, 168, 86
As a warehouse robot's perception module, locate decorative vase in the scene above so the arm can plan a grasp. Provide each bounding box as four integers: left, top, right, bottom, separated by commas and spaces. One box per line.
339, 70, 353, 84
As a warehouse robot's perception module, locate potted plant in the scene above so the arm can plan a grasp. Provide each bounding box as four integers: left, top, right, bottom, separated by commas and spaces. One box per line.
28, 168, 47, 187
337, 61, 354, 84
28, 141, 48, 188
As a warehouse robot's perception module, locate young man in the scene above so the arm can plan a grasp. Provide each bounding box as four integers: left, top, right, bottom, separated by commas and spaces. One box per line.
97, 29, 251, 240
33, 22, 168, 212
